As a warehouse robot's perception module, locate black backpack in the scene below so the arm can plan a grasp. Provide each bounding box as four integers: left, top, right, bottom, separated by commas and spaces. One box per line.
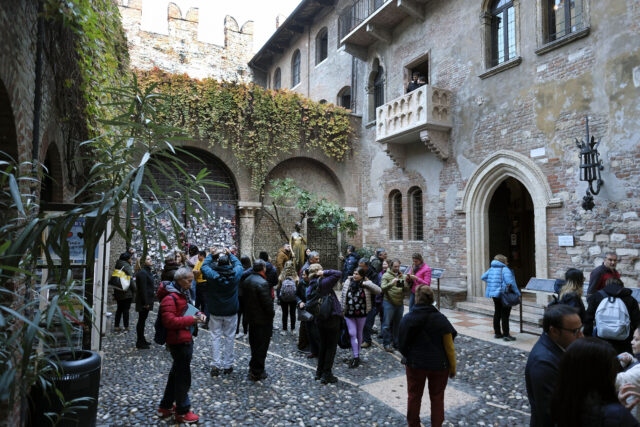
154, 294, 178, 345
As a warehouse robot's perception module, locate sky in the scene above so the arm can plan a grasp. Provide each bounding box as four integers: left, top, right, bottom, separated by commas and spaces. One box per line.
139, 0, 303, 52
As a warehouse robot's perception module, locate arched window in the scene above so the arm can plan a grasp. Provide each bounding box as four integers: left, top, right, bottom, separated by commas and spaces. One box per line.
316, 27, 328, 65
273, 68, 281, 90
319, 99, 327, 104
389, 190, 403, 240
373, 65, 384, 109
490, 0, 516, 66
337, 86, 351, 109
291, 50, 301, 87
408, 187, 423, 241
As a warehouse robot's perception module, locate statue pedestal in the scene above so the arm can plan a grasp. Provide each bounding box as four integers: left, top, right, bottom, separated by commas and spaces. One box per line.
238, 201, 261, 259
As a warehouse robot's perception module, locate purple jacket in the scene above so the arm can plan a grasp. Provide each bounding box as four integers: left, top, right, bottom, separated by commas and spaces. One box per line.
317, 269, 343, 317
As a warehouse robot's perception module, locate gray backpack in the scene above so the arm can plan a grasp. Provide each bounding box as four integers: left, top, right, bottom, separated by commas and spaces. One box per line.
595, 291, 630, 340
280, 278, 297, 303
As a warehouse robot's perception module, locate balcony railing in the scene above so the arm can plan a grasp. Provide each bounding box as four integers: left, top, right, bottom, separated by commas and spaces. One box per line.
376, 84, 452, 161
338, 0, 387, 41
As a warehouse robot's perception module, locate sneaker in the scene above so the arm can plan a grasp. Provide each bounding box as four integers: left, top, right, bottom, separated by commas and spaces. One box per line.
259, 372, 268, 380
361, 342, 371, 349
210, 367, 221, 377
384, 346, 394, 353
503, 336, 516, 342
314, 372, 322, 381
235, 332, 244, 339
174, 411, 199, 424
349, 357, 360, 369
223, 367, 233, 375
494, 334, 504, 339
135, 342, 150, 349
124, 327, 129, 332
113, 326, 121, 332
248, 372, 260, 382
321, 374, 338, 384
157, 405, 175, 418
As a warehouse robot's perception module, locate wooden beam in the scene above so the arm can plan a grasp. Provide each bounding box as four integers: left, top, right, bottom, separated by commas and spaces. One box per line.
397, 0, 424, 20
288, 24, 305, 33
267, 45, 284, 54
366, 23, 391, 44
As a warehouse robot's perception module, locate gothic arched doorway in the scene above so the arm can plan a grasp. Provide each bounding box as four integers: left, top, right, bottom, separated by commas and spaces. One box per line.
488, 177, 535, 288
136, 147, 238, 262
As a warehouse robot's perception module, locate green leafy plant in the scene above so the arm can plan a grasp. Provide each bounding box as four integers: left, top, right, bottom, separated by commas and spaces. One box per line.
266, 178, 358, 240
0, 76, 221, 423
136, 69, 354, 191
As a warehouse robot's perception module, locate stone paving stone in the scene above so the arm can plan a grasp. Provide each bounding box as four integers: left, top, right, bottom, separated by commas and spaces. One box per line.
97, 304, 531, 426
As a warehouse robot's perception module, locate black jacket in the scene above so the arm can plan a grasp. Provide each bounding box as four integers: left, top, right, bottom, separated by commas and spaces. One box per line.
525, 333, 564, 427
161, 261, 180, 282
135, 266, 155, 312
341, 252, 360, 282
585, 283, 640, 352
398, 304, 457, 371
241, 273, 275, 325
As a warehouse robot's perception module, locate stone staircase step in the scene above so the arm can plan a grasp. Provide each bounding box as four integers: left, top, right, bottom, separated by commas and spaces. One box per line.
456, 301, 543, 327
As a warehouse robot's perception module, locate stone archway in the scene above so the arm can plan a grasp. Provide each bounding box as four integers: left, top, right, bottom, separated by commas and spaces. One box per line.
460, 150, 562, 298
255, 157, 346, 267
136, 147, 239, 263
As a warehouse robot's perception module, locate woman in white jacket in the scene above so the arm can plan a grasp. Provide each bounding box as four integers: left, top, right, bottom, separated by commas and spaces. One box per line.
341, 267, 381, 368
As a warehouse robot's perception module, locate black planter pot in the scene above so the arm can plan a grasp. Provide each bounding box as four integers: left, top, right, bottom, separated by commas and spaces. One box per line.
28, 350, 101, 427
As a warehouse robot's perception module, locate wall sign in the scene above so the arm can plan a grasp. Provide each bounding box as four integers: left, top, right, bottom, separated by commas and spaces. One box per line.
558, 235, 574, 247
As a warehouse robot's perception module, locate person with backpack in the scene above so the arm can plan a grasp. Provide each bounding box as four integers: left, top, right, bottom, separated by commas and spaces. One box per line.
305, 264, 342, 384
277, 260, 299, 335
585, 278, 640, 354
341, 267, 381, 368
481, 254, 520, 342
399, 285, 457, 427
156, 267, 206, 424
549, 268, 586, 321
113, 252, 135, 332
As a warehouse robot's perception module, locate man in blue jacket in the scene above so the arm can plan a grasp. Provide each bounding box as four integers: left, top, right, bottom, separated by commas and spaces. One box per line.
525, 305, 583, 427
201, 247, 244, 377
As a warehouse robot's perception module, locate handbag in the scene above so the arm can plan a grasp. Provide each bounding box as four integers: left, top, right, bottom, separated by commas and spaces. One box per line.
297, 307, 314, 322
317, 294, 334, 321
500, 284, 521, 307
110, 267, 131, 292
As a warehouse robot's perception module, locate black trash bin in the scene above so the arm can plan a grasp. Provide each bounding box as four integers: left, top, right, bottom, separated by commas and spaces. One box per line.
29, 350, 102, 427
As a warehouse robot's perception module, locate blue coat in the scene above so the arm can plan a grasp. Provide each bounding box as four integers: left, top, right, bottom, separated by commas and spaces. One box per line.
481, 260, 520, 299
201, 253, 243, 316
525, 333, 563, 427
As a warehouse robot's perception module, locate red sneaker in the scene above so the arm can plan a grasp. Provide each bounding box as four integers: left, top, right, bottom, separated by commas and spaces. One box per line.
175, 411, 199, 424
157, 405, 175, 418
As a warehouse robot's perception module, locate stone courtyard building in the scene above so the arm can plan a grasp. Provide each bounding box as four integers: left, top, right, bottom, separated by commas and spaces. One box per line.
113, 0, 640, 305
246, 0, 640, 305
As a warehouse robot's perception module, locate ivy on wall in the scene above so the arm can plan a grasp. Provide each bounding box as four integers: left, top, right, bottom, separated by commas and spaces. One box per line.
44, 0, 130, 137
136, 69, 353, 190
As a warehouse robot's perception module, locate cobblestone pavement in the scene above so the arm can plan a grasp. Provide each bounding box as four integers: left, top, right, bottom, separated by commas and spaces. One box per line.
97, 304, 532, 426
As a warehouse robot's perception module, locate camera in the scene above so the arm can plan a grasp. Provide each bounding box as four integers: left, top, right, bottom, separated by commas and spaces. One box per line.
396, 279, 404, 288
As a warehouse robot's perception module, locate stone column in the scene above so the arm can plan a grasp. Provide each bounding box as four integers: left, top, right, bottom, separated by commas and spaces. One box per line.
237, 201, 262, 259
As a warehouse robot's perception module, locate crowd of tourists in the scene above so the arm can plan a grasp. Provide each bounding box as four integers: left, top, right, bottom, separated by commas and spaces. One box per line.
110, 244, 640, 426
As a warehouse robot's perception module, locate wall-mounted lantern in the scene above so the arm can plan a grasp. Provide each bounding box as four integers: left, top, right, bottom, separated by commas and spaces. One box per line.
575, 117, 603, 211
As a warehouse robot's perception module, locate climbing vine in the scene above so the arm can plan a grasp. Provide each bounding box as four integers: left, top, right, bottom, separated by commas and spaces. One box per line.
136, 69, 354, 190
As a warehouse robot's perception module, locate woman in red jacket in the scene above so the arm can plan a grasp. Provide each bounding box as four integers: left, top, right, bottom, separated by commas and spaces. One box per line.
157, 267, 206, 424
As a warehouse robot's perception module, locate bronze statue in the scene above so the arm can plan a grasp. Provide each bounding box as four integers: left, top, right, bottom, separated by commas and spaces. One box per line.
289, 222, 307, 273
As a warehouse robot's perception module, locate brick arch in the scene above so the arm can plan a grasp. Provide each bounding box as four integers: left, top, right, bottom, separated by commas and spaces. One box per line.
460, 150, 562, 298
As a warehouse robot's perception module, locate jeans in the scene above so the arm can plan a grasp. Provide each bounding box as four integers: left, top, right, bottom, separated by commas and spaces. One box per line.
189, 280, 196, 303
363, 305, 377, 344
281, 301, 296, 331
248, 323, 272, 376
209, 314, 237, 369
136, 308, 149, 343
115, 298, 132, 328
382, 300, 403, 348
160, 343, 193, 415
405, 366, 449, 427
236, 296, 248, 335
409, 293, 416, 312
316, 316, 340, 378
492, 297, 512, 336
345, 316, 367, 358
